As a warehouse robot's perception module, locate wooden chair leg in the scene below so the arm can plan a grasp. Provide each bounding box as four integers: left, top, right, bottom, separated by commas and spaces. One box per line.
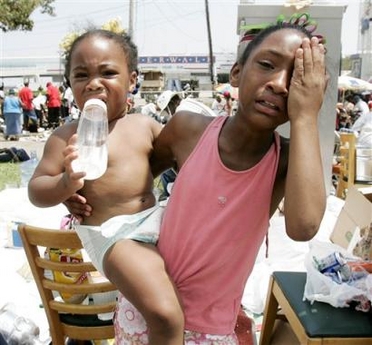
259, 276, 279, 345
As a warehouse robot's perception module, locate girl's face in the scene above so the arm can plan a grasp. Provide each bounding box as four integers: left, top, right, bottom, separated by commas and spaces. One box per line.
231, 29, 305, 129
68, 35, 136, 121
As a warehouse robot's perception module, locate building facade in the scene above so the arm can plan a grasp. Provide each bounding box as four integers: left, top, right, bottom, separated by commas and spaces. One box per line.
0, 52, 236, 92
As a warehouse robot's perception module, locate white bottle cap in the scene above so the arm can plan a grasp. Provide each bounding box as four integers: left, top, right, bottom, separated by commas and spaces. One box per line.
83, 98, 107, 112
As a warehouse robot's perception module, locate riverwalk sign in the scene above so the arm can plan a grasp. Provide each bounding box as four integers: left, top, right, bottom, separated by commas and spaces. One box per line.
139, 56, 212, 64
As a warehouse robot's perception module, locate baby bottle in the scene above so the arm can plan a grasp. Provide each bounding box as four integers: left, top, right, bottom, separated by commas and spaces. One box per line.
72, 99, 108, 180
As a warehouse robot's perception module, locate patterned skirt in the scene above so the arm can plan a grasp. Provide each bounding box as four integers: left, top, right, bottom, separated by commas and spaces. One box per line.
114, 293, 239, 344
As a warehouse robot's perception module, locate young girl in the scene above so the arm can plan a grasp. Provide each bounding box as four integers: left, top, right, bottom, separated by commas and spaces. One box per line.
114, 20, 328, 343
64, 16, 328, 344
28, 29, 184, 344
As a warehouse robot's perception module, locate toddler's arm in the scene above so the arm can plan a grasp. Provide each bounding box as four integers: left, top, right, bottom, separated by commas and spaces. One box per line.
28, 130, 85, 207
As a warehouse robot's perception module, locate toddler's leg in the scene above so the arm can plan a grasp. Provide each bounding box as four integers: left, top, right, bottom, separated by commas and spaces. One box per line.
104, 239, 184, 345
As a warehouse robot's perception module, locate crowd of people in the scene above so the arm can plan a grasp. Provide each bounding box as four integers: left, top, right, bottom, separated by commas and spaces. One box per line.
335, 91, 372, 147
140, 89, 238, 125
0, 80, 77, 140
0, 77, 238, 142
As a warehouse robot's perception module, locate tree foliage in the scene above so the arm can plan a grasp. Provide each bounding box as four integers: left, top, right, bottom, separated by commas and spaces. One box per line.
59, 17, 126, 58
0, 0, 55, 32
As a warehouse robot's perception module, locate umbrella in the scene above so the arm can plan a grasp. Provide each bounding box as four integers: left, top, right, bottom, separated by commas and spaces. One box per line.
215, 83, 239, 99
338, 76, 372, 91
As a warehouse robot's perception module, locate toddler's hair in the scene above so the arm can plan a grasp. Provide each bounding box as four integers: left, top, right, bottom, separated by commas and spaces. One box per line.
64, 29, 138, 86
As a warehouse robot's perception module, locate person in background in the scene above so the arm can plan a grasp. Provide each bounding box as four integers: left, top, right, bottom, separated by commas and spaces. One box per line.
32, 87, 47, 128
155, 90, 183, 200
60, 83, 74, 120
223, 90, 233, 116
18, 80, 37, 131
0, 84, 4, 117
156, 90, 182, 124
46, 81, 61, 129
2, 89, 23, 140
141, 101, 161, 122
356, 120, 372, 147
352, 103, 372, 147
366, 92, 372, 111
352, 94, 369, 122
231, 97, 238, 116
158, 167, 177, 201
126, 95, 135, 113
211, 94, 224, 116
335, 102, 352, 131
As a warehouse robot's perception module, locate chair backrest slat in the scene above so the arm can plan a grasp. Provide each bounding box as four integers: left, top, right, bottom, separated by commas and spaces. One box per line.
36, 256, 96, 272
42, 278, 115, 294
26, 227, 84, 248
49, 300, 117, 315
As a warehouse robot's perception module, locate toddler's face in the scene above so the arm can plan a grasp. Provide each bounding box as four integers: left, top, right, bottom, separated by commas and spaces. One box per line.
68, 35, 136, 121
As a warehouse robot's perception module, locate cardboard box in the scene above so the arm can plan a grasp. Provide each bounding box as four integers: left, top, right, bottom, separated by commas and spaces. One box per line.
330, 187, 372, 249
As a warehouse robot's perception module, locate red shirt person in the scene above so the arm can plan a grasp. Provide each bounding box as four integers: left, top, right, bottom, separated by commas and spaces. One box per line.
18, 81, 37, 131
46, 82, 61, 128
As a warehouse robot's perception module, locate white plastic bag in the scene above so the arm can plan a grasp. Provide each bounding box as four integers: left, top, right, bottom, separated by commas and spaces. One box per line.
0, 303, 40, 345
303, 240, 372, 311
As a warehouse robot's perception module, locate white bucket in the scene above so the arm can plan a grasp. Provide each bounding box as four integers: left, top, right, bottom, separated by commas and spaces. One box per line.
356, 147, 372, 182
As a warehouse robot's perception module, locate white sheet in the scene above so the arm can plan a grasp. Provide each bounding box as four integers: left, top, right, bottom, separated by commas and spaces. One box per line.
242, 195, 345, 315
0, 187, 68, 344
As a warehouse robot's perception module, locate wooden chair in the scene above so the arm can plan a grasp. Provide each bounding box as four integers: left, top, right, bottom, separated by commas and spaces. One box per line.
259, 271, 372, 345
18, 223, 117, 345
336, 132, 371, 199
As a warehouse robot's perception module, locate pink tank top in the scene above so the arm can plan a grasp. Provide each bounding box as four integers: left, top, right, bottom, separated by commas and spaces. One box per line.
158, 116, 280, 334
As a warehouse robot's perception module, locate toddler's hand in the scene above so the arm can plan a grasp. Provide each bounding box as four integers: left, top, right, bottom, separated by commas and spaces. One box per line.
63, 193, 92, 223
63, 134, 85, 191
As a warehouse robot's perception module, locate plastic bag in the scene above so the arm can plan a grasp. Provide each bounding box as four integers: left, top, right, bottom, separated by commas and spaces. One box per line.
303, 240, 372, 312
0, 303, 40, 345
352, 223, 372, 261
43, 214, 89, 304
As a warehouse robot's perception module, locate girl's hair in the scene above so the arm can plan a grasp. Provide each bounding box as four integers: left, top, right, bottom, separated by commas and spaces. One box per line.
64, 29, 138, 85
238, 23, 312, 65
238, 13, 325, 65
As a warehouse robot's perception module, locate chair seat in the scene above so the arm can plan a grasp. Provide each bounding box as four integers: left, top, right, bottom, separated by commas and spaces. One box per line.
273, 271, 372, 338
60, 313, 113, 327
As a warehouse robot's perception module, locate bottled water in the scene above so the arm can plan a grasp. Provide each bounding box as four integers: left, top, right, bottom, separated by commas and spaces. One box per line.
71, 99, 108, 180
20, 150, 39, 187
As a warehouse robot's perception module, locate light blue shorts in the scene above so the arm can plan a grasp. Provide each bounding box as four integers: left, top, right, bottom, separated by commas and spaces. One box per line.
74, 204, 164, 276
